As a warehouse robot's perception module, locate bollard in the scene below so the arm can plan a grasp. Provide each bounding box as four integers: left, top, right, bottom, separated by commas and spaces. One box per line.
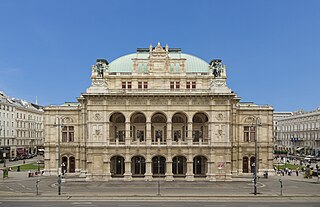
36, 178, 40, 195
279, 179, 283, 196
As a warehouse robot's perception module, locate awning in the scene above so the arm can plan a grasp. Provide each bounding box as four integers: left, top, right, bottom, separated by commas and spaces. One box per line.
296, 147, 304, 151
16, 148, 25, 155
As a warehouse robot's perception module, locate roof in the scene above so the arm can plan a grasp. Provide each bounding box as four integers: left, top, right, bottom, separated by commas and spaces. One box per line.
108, 52, 210, 73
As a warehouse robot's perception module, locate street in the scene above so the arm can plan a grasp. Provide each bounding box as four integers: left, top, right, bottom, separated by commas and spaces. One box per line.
0, 200, 320, 207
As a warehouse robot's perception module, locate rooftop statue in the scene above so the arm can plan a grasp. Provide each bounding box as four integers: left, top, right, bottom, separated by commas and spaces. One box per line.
92, 59, 108, 78
210, 59, 223, 78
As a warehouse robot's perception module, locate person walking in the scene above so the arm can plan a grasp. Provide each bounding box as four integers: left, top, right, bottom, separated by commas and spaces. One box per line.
296, 167, 299, 176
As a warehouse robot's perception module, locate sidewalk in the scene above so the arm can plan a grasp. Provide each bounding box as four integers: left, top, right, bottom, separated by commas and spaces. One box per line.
1, 171, 320, 201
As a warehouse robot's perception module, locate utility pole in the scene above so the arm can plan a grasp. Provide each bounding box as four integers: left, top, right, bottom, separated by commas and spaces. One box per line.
253, 117, 261, 195
53, 117, 62, 195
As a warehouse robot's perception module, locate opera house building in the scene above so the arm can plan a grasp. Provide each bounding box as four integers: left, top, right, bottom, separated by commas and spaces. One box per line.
44, 43, 274, 181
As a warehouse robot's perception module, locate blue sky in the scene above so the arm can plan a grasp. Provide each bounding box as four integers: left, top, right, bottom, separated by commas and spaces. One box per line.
0, 0, 319, 111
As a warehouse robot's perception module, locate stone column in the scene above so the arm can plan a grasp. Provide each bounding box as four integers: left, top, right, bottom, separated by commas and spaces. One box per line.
145, 159, 153, 181
146, 121, 151, 146
125, 121, 130, 145
105, 122, 110, 145
187, 122, 193, 146
186, 152, 194, 181
165, 150, 174, 181
167, 122, 172, 146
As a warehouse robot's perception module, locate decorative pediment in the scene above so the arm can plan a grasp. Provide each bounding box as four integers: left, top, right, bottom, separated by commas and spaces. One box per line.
62, 117, 74, 124
244, 116, 255, 124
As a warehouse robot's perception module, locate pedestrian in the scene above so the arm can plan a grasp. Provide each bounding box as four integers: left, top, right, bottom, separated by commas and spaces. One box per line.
296, 167, 299, 176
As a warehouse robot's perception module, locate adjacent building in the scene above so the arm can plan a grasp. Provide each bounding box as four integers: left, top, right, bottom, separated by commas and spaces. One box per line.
276, 109, 320, 156
44, 43, 274, 181
0, 91, 44, 158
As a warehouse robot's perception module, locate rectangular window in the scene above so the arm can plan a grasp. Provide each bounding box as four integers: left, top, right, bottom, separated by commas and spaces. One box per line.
176, 82, 180, 89
144, 81, 148, 89
127, 82, 132, 89
244, 126, 256, 142
186, 81, 190, 89
62, 126, 74, 142
138, 81, 142, 89
122, 82, 126, 89
192, 81, 196, 89
170, 82, 174, 89
62, 126, 68, 142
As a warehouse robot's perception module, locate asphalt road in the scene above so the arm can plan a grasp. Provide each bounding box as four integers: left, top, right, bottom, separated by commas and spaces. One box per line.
0, 200, 319, 207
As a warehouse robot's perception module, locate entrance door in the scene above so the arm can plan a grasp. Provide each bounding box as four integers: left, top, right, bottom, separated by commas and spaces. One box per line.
69, 157, 75, 173
243, 157, 249, 173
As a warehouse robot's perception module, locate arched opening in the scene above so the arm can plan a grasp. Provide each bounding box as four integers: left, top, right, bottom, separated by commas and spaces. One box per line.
62, 156, 68, 174
243, 156, 249, 173
172, 112, 188, 142
193, 156, 207, 176
172, 156, 187, 176
110, 156, 125, 177
69, 156, 75, 173
250, 157, 256, 173
131, 156, 146, 177
109, 113, 126, 143
152, 156, 166, 177
151, 112, 167, 144
192, 112, 209, 143
130, 112, 146, 142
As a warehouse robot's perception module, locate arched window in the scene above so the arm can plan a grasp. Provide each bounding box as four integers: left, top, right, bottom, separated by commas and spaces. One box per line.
193, 156, 207, 176
172, 156, 187, 176
109, 113, 125, 143
192, 113, 208, 143
110, 156, 125, 177
152, 156, 166, 176
131, 156, 146, 177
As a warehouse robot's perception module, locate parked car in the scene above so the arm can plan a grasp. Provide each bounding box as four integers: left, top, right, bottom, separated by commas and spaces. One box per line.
9, 157, 17, 162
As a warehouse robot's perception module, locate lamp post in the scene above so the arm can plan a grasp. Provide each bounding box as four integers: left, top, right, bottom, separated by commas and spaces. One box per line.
157, 159, 161, 196
53, 117, 63, 195
253, 117, 261, 195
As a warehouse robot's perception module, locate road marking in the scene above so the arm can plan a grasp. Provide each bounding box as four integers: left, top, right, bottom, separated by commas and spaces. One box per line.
161, 205, 183, 207
118, 205, 141, 207
72, 202, 92, 205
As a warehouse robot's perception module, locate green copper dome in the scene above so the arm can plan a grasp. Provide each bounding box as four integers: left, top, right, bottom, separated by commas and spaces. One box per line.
108, 52, 209, 73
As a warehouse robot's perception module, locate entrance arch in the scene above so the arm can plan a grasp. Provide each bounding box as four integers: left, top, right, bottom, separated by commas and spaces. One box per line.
110, 156, 125, 177
131, 156, 146, 177
69, 156, 75, 173
243, 156, 249, 173
152, 156, 166, 176
193, 155, 207, 176
172, 156, 187, 176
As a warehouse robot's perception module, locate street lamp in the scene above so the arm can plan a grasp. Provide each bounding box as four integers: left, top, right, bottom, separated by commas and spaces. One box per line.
253, 116, 261, 195
53, 117, 63, 195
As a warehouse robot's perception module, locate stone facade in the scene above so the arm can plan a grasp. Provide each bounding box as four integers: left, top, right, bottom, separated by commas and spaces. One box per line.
44, 43, 274, 181
276, 109, 320, 156
0, 91, 44, 158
